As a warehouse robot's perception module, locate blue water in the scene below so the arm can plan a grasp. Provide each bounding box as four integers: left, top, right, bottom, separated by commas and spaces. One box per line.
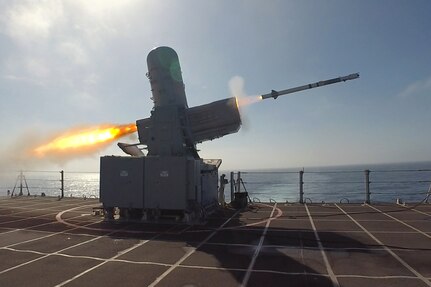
222, 161, 431, 203
1, 161, 430, 203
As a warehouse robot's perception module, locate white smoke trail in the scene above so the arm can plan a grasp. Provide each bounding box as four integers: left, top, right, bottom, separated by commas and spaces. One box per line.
228, 76, 261, 132
229, 76, 261, 107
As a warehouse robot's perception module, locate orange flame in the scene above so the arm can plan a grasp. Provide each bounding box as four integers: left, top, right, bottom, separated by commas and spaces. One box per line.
235, 95, 262, 108
33, 123, 137, 157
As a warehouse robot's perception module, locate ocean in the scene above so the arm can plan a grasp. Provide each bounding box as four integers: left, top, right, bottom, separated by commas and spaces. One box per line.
1, 161, 430, 204
229, 161, 431, 204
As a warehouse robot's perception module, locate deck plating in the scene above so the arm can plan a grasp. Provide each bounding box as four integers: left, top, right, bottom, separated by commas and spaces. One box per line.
0, 197, 429, 287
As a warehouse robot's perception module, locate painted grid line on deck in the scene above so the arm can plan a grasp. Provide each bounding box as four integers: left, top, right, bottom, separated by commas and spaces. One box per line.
0, 225, 109, 275
366, 204, 431, 239
147, 208, 242, 287
54, 223, 184, 287
0, 219, 100, 252
305, 204, 340, 287
409, 207, 431, 217
1, 201, 430, 286
0, 210, 77, 226
241, 203, 277, 287
335, 203, 431, 287
0, 204, 97, 236
2, 200, 431, 286
0, 198, 95, 210
3, 244, 429, 282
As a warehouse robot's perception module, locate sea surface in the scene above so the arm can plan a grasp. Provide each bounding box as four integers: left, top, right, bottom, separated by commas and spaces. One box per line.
1, 161, 430, 204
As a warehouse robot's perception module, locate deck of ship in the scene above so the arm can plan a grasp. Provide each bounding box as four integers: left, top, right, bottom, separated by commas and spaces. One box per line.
0, 197, 429, 287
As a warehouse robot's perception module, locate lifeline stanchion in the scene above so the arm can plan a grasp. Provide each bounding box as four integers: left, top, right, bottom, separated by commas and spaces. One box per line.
60, 170, 64, 199
365, 169, 371, 204
299, 170, 304, 204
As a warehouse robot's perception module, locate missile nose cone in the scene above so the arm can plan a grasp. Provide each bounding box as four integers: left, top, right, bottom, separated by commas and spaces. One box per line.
340, 73, 360, 82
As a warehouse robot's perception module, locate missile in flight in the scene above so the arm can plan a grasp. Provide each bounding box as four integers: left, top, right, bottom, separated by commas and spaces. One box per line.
260, 73, 359, 100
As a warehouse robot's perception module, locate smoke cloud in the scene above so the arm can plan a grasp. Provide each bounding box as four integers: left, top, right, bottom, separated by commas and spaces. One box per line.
229, 76, 261, 131
0, 129, 53, 171
229, 76, 261, 107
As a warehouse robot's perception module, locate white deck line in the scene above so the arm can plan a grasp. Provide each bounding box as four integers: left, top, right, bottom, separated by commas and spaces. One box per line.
276, 218, 427, 222
43, 223, 181, 287
2, 241, 430, 284
0, 229, 109, 275
261, 245, 421, 252
0, 207, 125, 274
190, 227, 420, 234
0, 210, 66, 225
336, 274, 425, 279
2, 219, 102, 250
0, 226, 98, 238
335, 203, 431, 287
365, 204, 431, 239
2, 200, 430, 284
241, 203, 277, 287
410, 208, 431, 217
147, 209, 242, 287
2, 245, 427, 281
0, 199, 85, 207
305, 204, 340, 287
0, 199, 94, 211
0, 212, 88, 236
397, 204, 431, 217
181, 264, 330, 278
0, 203, 75, 215
54, 239, 151, 287
5, 241, 422, 260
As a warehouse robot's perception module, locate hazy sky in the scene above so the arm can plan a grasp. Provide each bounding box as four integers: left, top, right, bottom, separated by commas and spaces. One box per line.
0, 0, 430, 171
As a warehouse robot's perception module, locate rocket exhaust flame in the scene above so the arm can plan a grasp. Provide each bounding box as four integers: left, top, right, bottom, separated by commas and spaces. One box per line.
235, 95, 262, 108
33, 123, 137, 157
230, 76, 262, 109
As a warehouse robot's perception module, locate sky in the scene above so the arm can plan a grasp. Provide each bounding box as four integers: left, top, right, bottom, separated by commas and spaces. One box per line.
0, 0, 430, 172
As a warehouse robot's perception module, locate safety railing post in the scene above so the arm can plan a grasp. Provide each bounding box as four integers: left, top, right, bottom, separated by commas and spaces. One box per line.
236, 171, 241, 193
230, 172, 234, 203
365, 169, 370, 204
60, 170, 64, 199
299, 170, 304, 204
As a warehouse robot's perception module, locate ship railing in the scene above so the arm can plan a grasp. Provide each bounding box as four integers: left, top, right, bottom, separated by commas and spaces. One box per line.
1, 169, 431, 204
0, 170, 99, 199
230, 169, 431, 204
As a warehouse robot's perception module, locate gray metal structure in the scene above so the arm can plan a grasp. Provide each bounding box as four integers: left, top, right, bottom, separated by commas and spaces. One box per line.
100, 47, 239, 222
99, 46, 359, 222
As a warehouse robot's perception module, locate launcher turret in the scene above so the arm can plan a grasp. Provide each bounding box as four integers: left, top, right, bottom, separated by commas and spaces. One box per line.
136, 47, 241, 158
99, 46, 359, 223
100, 47, 241, 222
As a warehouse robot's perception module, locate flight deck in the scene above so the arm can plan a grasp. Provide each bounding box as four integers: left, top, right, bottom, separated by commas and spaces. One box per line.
0, 197, 429, 287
